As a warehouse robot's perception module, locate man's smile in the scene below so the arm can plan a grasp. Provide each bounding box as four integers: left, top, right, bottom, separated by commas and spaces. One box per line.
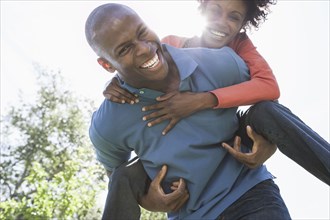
140, 53, 160, 69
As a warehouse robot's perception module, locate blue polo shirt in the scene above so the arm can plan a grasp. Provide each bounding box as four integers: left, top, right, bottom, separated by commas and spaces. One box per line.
89, 44, 273, 219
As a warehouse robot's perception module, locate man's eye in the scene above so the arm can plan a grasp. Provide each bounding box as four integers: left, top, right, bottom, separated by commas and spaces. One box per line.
138, 28, 148, 39
119, 45, 131, 56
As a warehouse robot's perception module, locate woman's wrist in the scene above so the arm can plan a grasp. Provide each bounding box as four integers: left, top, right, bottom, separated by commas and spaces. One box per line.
196, 92, 218, 110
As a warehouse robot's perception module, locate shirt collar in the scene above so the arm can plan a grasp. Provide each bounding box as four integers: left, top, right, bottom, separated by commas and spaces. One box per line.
164, 44, 198, 81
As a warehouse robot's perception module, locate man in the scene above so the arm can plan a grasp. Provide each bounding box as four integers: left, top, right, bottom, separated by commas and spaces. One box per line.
86, 3, 291, 219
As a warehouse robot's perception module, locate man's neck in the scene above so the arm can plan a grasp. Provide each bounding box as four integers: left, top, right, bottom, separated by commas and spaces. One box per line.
162, 50, 180, 93
147, 49, 180, 93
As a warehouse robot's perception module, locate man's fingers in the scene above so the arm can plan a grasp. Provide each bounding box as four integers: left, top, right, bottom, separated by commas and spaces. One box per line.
152, 178, 189, 212
222, 142, 243, 159
153, 165, 167, 186
176, 178, 186, 193
172, 192, 189, 212
167, 179, 189, 201
169, 178, 189, 211
172, 181, 180, 187
246, 125, 260, 141
233, 136, 241, 151
222, 142, 252, 164
170, 180, 180, 190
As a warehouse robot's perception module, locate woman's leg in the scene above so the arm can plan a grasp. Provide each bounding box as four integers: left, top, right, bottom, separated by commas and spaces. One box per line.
238, 101, 330, 185
102, 157, 150, 220
218, 179, 291, 220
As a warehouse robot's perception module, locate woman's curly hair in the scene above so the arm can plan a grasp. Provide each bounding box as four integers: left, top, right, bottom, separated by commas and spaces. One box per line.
197, 0, 277, 31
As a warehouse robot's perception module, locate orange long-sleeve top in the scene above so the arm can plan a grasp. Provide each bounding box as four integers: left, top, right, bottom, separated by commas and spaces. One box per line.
161, 33, 280, 108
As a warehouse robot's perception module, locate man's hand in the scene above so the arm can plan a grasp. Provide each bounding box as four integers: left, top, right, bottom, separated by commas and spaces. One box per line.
103, 77, 139, 104
221, 126, 277, 168
139, 165, 189, 212
142, 91, 217, 135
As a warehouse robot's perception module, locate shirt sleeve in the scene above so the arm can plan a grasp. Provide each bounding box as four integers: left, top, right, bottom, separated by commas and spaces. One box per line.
89, 112, 131, 172
210, 33, 280, 108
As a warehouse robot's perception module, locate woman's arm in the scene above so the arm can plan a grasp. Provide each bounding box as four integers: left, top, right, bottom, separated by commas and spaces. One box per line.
212, 33, 280, 108
143, 34, 280, 133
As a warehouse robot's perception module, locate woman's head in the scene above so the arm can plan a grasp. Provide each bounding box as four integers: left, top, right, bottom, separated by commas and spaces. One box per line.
197, 0, 276, 48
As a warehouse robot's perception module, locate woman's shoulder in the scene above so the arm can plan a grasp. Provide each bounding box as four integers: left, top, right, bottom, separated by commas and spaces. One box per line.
161, 35, 189, 48
228, 32, 254, 53
229, 32, 250, 46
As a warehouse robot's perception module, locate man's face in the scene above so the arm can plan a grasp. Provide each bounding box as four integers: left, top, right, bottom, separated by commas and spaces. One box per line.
97, 12, 169, 88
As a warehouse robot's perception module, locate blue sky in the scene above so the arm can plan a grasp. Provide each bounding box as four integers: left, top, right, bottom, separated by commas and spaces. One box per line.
1, 1, 329, 219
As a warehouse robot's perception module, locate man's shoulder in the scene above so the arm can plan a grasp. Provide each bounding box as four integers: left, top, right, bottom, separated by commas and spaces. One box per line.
181, 46, 242, 64
89, 100, 129, 147
164, 43, 235, 57
92, 99, 126, 120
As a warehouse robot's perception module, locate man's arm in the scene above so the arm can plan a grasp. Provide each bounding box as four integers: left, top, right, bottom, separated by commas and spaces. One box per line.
105, 164, 189, 213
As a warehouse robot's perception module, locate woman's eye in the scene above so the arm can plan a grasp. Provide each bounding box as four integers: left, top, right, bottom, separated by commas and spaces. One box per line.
230, 16, 239, 21
229, 14, 242, 22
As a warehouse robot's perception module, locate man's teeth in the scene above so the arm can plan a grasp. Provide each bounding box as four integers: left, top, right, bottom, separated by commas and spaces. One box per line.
141, 54, 159, 69
210, 29, 226, 38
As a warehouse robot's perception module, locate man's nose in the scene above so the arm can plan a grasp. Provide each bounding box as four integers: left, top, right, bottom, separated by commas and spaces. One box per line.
135, 41, 151, 56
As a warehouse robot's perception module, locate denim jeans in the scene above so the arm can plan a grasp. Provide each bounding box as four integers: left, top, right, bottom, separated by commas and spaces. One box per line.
237, 101, 330, 185
217, 179, 291, 220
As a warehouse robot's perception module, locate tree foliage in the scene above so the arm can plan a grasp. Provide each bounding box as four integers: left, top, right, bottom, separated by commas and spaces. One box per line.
0, 66, 106, 219
141, 208, 167, 220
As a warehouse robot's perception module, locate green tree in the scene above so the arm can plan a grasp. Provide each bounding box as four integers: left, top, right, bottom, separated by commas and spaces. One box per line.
140, 208, 167, 220
0, 65, 106, 219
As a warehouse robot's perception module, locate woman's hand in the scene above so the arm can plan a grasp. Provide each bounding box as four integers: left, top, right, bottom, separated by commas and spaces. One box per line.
142, 91, 217, 135
103, 77, 139, 104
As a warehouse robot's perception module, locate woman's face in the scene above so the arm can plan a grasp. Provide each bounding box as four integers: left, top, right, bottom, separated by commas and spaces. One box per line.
200, 0, 247, 48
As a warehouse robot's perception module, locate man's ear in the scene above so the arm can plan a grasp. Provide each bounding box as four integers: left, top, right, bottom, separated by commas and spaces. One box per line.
97, 57, 116, 73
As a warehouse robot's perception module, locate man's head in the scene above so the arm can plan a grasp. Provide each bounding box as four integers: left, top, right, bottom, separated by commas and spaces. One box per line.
85, 3, 170, 89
